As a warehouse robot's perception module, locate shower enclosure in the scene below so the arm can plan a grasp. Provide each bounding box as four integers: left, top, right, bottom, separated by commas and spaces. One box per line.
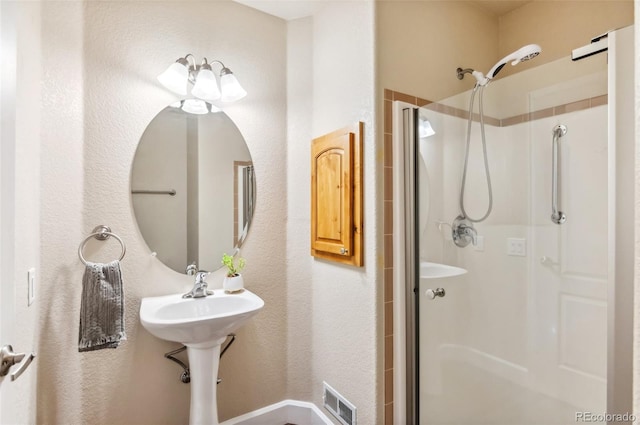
392, 26, 634, 424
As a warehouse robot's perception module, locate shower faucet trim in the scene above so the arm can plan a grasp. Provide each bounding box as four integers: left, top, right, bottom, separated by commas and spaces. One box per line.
452, 215, 477, 248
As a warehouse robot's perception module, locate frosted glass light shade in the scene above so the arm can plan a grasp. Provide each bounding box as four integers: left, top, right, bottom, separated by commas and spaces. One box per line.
220, 73, 247, 102
191, 68, 221, 101
182, 99, 209, 115
157, 61, 189, 95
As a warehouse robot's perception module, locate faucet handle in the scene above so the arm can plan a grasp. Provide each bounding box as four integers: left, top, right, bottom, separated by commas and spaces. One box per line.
186, 262, 198, 276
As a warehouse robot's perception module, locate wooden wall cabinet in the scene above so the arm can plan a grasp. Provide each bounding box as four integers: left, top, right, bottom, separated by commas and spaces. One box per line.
311, 122, 363, 266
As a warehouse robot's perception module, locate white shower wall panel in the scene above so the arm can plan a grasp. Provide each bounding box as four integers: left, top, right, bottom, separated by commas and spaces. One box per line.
420, 103, 607, 413
526, 105, 608, 411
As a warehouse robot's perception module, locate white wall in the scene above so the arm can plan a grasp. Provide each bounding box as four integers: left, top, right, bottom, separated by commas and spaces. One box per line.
285, 15, 314, 402
286, 1, 380, 423
37, 1, 288, 423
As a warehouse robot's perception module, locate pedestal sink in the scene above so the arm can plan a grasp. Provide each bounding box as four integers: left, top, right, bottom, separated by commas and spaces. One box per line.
140, 289, 264, 425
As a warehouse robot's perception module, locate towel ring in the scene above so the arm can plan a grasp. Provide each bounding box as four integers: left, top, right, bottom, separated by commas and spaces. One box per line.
78, 225, 126, 266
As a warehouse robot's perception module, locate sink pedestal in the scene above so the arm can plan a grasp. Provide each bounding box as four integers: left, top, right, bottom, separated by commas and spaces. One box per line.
187, 338, 227, 425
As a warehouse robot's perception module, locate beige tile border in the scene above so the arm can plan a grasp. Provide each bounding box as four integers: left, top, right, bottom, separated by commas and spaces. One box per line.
383, 90, 395, 424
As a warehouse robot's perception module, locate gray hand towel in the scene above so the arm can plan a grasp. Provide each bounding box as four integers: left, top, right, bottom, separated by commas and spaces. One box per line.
79, 260, 126, 352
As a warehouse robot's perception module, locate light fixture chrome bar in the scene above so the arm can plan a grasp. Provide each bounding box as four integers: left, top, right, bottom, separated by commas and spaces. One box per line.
131, 189, 176, 196
571, 36, 608, 61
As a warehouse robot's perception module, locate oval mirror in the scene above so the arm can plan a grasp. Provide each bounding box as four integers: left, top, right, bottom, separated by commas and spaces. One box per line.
131, 102, 256, 273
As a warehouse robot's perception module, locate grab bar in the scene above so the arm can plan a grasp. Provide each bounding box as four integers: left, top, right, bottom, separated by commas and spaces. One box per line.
551, 125, 567, 224
131, 189, 176, 196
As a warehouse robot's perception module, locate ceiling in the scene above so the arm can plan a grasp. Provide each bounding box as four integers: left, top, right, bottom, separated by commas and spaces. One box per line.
233, 0, 532, 21
233, 0, 325, 21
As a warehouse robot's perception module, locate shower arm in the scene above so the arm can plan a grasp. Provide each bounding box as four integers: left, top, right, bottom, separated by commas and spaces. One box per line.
456, 68, 474, 80
456, 67, 489, 86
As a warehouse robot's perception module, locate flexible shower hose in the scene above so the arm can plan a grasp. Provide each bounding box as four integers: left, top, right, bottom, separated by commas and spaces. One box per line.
459, 84, 493, 223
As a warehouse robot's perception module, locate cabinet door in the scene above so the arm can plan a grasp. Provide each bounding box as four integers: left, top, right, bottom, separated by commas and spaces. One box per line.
311, 130, 354, 257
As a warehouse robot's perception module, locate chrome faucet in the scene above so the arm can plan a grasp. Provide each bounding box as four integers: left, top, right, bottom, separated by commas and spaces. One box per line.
182, 270, 213, 299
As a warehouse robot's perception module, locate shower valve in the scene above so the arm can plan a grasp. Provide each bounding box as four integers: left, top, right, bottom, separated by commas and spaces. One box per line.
452, 215, 477, 248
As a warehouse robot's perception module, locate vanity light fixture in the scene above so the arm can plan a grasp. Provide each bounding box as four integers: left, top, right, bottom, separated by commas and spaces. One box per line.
158, 54, 247, 102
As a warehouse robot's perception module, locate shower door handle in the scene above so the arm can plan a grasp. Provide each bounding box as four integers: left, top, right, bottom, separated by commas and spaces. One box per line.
425, 288, 445, 299
551, 125, 567, 224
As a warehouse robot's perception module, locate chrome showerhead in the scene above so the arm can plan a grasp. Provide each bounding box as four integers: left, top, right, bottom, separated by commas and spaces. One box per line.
456, 44, 541, 87
466, 44, 542, 86
486, 44, 542, 80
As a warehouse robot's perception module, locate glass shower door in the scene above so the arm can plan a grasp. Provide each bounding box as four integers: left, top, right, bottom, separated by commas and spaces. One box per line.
415, 52, 609, 424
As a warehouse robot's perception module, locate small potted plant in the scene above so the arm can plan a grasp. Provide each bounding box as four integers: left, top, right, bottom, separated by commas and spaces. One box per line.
222, 253, 246, 293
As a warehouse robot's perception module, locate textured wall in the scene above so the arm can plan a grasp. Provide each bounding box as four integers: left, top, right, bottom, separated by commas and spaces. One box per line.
285, 16, 314, 403
286, 2, 381, 424
37, 1, 287, 423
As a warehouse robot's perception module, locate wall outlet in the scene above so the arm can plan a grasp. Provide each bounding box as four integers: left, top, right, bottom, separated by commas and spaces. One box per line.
507, 238, 526, 256
27, 268, 36, 306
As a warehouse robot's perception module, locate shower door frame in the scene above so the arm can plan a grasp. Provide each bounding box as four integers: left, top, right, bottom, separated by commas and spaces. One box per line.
392, 105, 420, 425
391, 27, 635, 425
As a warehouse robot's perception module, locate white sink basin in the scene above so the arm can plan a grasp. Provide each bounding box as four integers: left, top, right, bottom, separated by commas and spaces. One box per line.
140, 289, 264, 345
139, 289, 264, 425
420, 262, 467, 279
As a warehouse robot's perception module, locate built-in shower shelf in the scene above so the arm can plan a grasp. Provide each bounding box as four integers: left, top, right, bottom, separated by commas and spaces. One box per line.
420, 262, 467, 279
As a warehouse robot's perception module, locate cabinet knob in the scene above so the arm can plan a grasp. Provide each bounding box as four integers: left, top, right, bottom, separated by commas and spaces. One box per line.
340, 248, 349, 255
